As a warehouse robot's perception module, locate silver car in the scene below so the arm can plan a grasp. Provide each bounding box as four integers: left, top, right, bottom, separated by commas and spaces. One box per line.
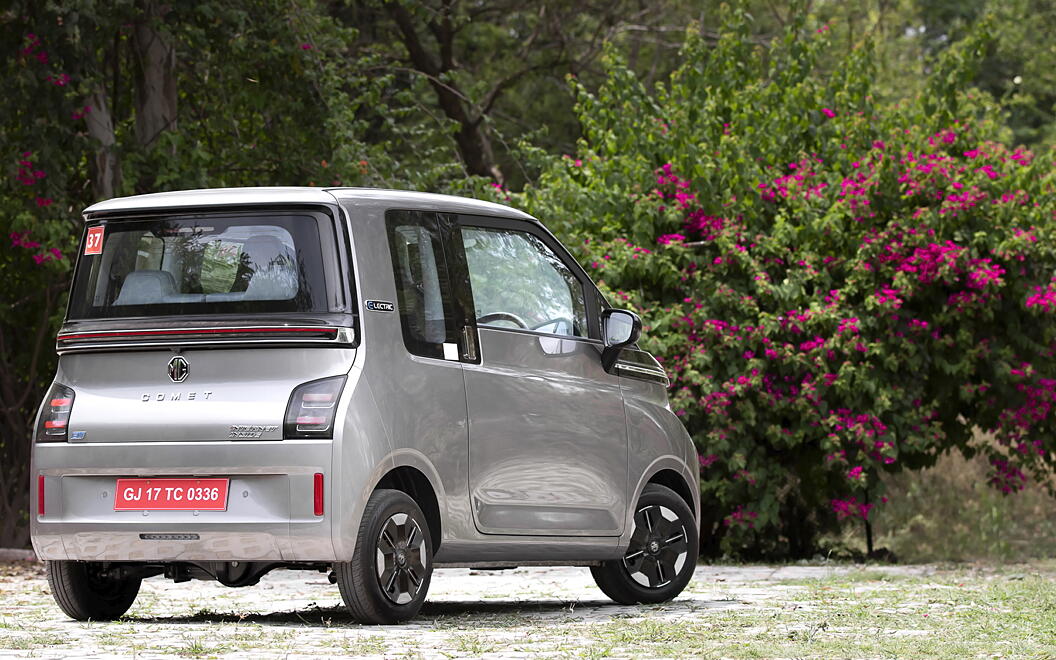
31, 187, 700, 623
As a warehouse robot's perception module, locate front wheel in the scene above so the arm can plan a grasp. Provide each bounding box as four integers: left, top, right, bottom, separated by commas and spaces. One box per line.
591, 483, 698, 604
334, 489, 433, 624
47, 561, 141, 621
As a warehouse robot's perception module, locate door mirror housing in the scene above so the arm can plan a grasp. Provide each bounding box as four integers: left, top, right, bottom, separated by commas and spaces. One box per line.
601, 309, 642, 371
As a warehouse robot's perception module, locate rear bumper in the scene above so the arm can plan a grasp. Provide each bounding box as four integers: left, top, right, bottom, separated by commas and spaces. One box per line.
30, 440, 335, 563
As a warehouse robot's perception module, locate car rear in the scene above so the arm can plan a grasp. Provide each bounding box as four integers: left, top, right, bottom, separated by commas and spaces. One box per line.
30, 191, 358, 564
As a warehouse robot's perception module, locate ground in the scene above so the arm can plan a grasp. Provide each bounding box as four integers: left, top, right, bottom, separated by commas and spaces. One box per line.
0, 560, 1054, 658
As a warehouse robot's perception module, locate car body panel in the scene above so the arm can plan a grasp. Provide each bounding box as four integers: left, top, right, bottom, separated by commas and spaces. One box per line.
466, 328, 627, 536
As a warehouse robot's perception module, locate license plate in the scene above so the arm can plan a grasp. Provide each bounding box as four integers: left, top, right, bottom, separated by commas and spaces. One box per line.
114, 478, 229, 511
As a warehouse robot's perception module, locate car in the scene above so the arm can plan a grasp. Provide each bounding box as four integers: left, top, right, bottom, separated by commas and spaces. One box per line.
30, 187, 700, 624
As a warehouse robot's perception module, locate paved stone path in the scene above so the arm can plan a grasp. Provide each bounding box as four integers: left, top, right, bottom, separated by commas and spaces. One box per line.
0, 561, 948, 658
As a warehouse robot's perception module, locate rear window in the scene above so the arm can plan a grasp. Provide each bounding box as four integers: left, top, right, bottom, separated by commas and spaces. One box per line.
68, 212, 334, 319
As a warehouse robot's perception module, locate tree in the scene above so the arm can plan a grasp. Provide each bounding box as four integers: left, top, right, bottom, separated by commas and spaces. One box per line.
335, 0, 698, 187
0, 0, 391, 547
490, 8, 1056, 557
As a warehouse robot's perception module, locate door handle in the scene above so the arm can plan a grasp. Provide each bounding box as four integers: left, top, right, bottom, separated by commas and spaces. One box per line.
460, 325, 478, 362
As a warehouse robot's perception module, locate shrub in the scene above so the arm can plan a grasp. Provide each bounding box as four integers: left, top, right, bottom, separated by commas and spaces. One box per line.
486, 10, 1056, 557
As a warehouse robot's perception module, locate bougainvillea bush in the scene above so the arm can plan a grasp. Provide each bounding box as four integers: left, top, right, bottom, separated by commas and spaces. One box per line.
486, 11, 1056, 557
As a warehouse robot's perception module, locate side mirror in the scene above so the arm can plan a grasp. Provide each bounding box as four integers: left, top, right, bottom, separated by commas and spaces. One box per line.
601, 309, 642, 371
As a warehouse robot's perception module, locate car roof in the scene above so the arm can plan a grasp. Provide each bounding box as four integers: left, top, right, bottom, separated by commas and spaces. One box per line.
82, 186, 535, 222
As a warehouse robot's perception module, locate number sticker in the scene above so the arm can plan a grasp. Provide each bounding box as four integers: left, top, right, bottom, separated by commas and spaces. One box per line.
84, 226, 105, 255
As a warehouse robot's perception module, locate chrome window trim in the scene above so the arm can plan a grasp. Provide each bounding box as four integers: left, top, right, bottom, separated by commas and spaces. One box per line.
615, 361, 670, 386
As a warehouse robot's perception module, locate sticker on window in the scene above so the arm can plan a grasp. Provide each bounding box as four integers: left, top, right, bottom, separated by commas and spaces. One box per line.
84, 226, 105, 255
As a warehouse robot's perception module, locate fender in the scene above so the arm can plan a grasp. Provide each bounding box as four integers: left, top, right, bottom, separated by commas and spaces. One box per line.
620, 455, 699, 554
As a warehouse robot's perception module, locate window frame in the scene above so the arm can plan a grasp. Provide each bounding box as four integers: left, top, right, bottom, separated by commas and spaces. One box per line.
66, 209, 339, 321
450, 214, 605, 345
384, 209, 464, 361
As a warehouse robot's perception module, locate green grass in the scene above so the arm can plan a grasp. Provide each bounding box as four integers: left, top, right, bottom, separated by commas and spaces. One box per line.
1, 633, 67, 649
579, 570, 1056, 658
3, 561, 1056, 657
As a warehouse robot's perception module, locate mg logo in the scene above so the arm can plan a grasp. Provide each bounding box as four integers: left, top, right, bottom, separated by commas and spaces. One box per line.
167, 356, 189, 383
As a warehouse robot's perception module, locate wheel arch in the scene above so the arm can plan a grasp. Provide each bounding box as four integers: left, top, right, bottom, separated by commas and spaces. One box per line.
646, 468, 697, 519
625, 456, 700, 551
371, 453, 444, 554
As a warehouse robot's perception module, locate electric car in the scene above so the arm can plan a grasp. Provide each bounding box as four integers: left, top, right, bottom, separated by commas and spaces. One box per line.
31, 187, 699, 623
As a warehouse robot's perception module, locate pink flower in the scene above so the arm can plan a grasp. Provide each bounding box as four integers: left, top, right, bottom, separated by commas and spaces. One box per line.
821, 108, 836, 118
657, 233, 685, 245
847, 466, 863, 480
300, 43, 314, 50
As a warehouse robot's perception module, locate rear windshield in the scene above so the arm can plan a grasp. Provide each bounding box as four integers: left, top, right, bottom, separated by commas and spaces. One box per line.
68, 212, 334, 320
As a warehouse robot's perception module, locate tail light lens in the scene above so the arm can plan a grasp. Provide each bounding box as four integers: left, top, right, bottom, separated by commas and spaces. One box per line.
284, 376, 346, 439
36, 383, 75, 443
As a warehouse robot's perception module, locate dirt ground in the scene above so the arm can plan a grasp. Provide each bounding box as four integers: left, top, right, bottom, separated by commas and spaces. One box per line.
0, 560, 1052, 658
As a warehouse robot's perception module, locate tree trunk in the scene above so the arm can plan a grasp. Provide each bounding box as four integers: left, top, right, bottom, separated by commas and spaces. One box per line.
86, 89, 121, 200
385, 1, 504, 183
0, 286, 61, 549
132, 0, 177, 192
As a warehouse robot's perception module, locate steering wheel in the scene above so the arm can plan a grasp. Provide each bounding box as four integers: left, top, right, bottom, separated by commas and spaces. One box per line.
477, 312, 529, 329
531, 317, 575, 335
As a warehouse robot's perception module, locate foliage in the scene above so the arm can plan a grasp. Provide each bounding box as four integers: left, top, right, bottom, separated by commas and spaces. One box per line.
4, 0, 1056, 555
873, 447, 1056, 562
0, 0, 411, 547
492, 8, 1056, 557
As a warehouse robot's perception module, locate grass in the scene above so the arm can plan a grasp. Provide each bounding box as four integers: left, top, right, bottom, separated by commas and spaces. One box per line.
2, 561, 1056, 658
592, 570, 1056, 658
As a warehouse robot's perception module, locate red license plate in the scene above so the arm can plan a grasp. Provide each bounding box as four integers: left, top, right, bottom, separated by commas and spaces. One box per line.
114, 478, 229, 511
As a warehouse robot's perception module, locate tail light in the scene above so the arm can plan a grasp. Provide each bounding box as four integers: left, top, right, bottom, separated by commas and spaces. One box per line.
284, 376, 346, 439
36, 383, 75, 443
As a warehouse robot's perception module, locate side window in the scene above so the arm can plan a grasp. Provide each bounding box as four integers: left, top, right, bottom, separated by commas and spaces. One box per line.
462, 225, 587, 338
386, 211, 459, 359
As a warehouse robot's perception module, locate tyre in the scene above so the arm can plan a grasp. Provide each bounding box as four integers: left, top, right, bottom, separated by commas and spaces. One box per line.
591, 483, 698, 605
47, 561, 141, 621
334, 489, 433, 624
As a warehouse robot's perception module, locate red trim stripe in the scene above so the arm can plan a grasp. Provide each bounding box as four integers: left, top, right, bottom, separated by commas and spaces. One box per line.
58, 327, 338, 342
38, 475, 45, 516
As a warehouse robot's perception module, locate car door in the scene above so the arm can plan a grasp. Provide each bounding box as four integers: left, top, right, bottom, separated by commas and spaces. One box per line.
369, 210, 472, 533
454, 215, 628, 537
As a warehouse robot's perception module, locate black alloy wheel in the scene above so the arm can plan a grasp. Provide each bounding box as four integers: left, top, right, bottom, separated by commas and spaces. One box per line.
375, 512, 428, 605
335, 489, 434, 624
591, 483, 698, 605
622, 502, 690, 588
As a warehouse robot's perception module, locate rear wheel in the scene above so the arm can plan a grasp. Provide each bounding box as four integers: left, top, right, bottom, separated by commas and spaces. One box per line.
591, 483, 697, 604
47, 561, 141, 621
334, 489, 433, 624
